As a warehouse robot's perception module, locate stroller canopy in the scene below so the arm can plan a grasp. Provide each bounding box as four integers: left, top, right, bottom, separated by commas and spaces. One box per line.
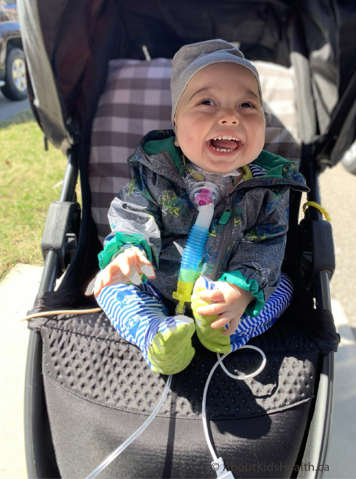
18, 0, 356, 168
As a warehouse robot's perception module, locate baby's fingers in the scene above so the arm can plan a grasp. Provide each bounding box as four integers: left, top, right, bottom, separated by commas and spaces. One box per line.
222, 317, 239, 336
210, 314, 230, 329
210, 315, 239, 335
93, 270, 112, 296
117, 249, 137, 276
127, 269, 142, 285
93, 265, 126, 296
93, 274, 103, 297
140, 263, 156, 279
119, 248, 155, 279
197, 288, 224, 302
133, 250, 155, 278
196, 301, 225, 316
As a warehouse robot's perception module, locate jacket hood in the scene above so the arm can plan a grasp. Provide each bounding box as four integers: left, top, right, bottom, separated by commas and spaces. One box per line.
130, 129, 308, 191
131, 130, 185, 186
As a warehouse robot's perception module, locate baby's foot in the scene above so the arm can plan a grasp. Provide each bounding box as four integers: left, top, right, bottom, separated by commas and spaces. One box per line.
147, 315, 196, 374
191, 276, 232, 354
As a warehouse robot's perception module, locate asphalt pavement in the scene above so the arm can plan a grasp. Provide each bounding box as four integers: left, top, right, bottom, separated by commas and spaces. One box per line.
0, 92, 30, 122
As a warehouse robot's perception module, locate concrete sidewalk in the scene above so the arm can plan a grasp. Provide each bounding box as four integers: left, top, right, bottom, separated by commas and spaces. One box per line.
325, 301, 356, 478
0, 264, 355, 478
0, 264, 42, 479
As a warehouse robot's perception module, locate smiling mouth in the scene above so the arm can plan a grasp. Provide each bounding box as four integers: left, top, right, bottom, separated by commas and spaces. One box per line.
208, 136, 242, 153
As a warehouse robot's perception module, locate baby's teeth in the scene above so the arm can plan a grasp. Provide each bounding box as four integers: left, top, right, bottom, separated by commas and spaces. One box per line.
213, 146, 232, 152
213, 136, 238, 141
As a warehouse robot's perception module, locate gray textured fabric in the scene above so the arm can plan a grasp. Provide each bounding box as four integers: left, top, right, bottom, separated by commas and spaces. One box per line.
171, 39, 262, 123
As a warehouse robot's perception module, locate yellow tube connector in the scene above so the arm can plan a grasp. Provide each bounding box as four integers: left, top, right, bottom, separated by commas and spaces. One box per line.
172, 280, 196, 314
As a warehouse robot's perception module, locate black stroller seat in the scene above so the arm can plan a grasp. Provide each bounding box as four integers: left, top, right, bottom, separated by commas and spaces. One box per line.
36, 307, 321, 478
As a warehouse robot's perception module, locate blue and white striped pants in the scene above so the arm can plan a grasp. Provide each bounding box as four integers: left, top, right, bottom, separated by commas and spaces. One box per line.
225, 274, 293, 350
96, 274, 293, 354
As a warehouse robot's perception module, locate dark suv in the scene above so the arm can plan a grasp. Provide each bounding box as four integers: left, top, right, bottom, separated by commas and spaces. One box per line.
0, 0, 27, 100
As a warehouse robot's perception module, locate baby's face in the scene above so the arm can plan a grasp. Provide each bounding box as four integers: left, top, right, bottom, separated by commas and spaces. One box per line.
174, 63, 265, 174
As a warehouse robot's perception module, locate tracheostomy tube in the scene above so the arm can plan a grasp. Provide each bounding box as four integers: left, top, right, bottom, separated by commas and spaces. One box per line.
173, 181, 220, 314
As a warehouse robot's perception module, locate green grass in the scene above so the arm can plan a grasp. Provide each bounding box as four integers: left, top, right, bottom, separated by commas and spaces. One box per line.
0, 111, 67, 279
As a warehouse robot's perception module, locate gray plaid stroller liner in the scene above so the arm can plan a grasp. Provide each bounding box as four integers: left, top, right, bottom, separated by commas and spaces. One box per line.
19, 0, 350, 477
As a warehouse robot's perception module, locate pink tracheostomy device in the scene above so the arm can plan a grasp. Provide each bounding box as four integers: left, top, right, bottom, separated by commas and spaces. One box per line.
194, 188, 213, 206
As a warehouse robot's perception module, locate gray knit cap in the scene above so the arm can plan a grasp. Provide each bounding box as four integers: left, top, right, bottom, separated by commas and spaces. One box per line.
171, 39, 262, 124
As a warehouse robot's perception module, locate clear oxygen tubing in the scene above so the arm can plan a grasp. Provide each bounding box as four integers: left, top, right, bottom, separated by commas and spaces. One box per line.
173, 183, 219, 314
84, 375, 173, 479
83, 346, 266, 479
202, 346, 267, 477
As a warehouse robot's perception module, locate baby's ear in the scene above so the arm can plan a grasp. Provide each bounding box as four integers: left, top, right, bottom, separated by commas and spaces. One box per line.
173, 127, 180, 146
172, 116, 179, 145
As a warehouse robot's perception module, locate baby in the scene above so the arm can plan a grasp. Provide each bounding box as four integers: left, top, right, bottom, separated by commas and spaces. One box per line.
94, 39, 307, 374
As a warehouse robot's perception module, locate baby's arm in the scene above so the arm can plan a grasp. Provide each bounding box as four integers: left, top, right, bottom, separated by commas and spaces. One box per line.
94, 246, 156, 297
95, 169, 163, 296
195, 282, 253, 335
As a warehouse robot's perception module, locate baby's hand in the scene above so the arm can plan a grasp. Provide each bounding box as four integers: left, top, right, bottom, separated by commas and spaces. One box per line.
93, 246, 155, 296
195, 282, 253, 335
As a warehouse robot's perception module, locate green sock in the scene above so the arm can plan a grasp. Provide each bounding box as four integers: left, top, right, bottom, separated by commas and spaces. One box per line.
147, 315, 196, 374
191, 276, 231, 354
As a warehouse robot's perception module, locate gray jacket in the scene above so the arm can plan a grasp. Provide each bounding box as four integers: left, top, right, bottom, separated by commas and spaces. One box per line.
100, 130, 308, 315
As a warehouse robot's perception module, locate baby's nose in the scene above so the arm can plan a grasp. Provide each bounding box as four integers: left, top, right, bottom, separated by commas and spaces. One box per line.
218, 110, 239, 125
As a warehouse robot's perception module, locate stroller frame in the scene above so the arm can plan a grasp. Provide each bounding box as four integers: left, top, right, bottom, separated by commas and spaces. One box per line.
24, 143, 335, 479
19, 0, 350, 477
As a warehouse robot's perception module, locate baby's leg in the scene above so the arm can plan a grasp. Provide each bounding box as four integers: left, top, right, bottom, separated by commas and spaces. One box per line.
229, 274, 293, 350
96, 282, 195, 374
191, 274, 293, 353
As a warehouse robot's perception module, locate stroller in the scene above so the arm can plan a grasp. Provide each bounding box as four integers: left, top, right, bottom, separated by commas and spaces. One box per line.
19, 0, 351, 477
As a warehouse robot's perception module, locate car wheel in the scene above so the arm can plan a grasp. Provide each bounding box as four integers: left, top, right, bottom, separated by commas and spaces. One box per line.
1, 47, 27, 101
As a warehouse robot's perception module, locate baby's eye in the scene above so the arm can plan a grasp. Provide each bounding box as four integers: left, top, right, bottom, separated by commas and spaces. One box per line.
200, 98, 214, 106
240, 101, 256, 109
